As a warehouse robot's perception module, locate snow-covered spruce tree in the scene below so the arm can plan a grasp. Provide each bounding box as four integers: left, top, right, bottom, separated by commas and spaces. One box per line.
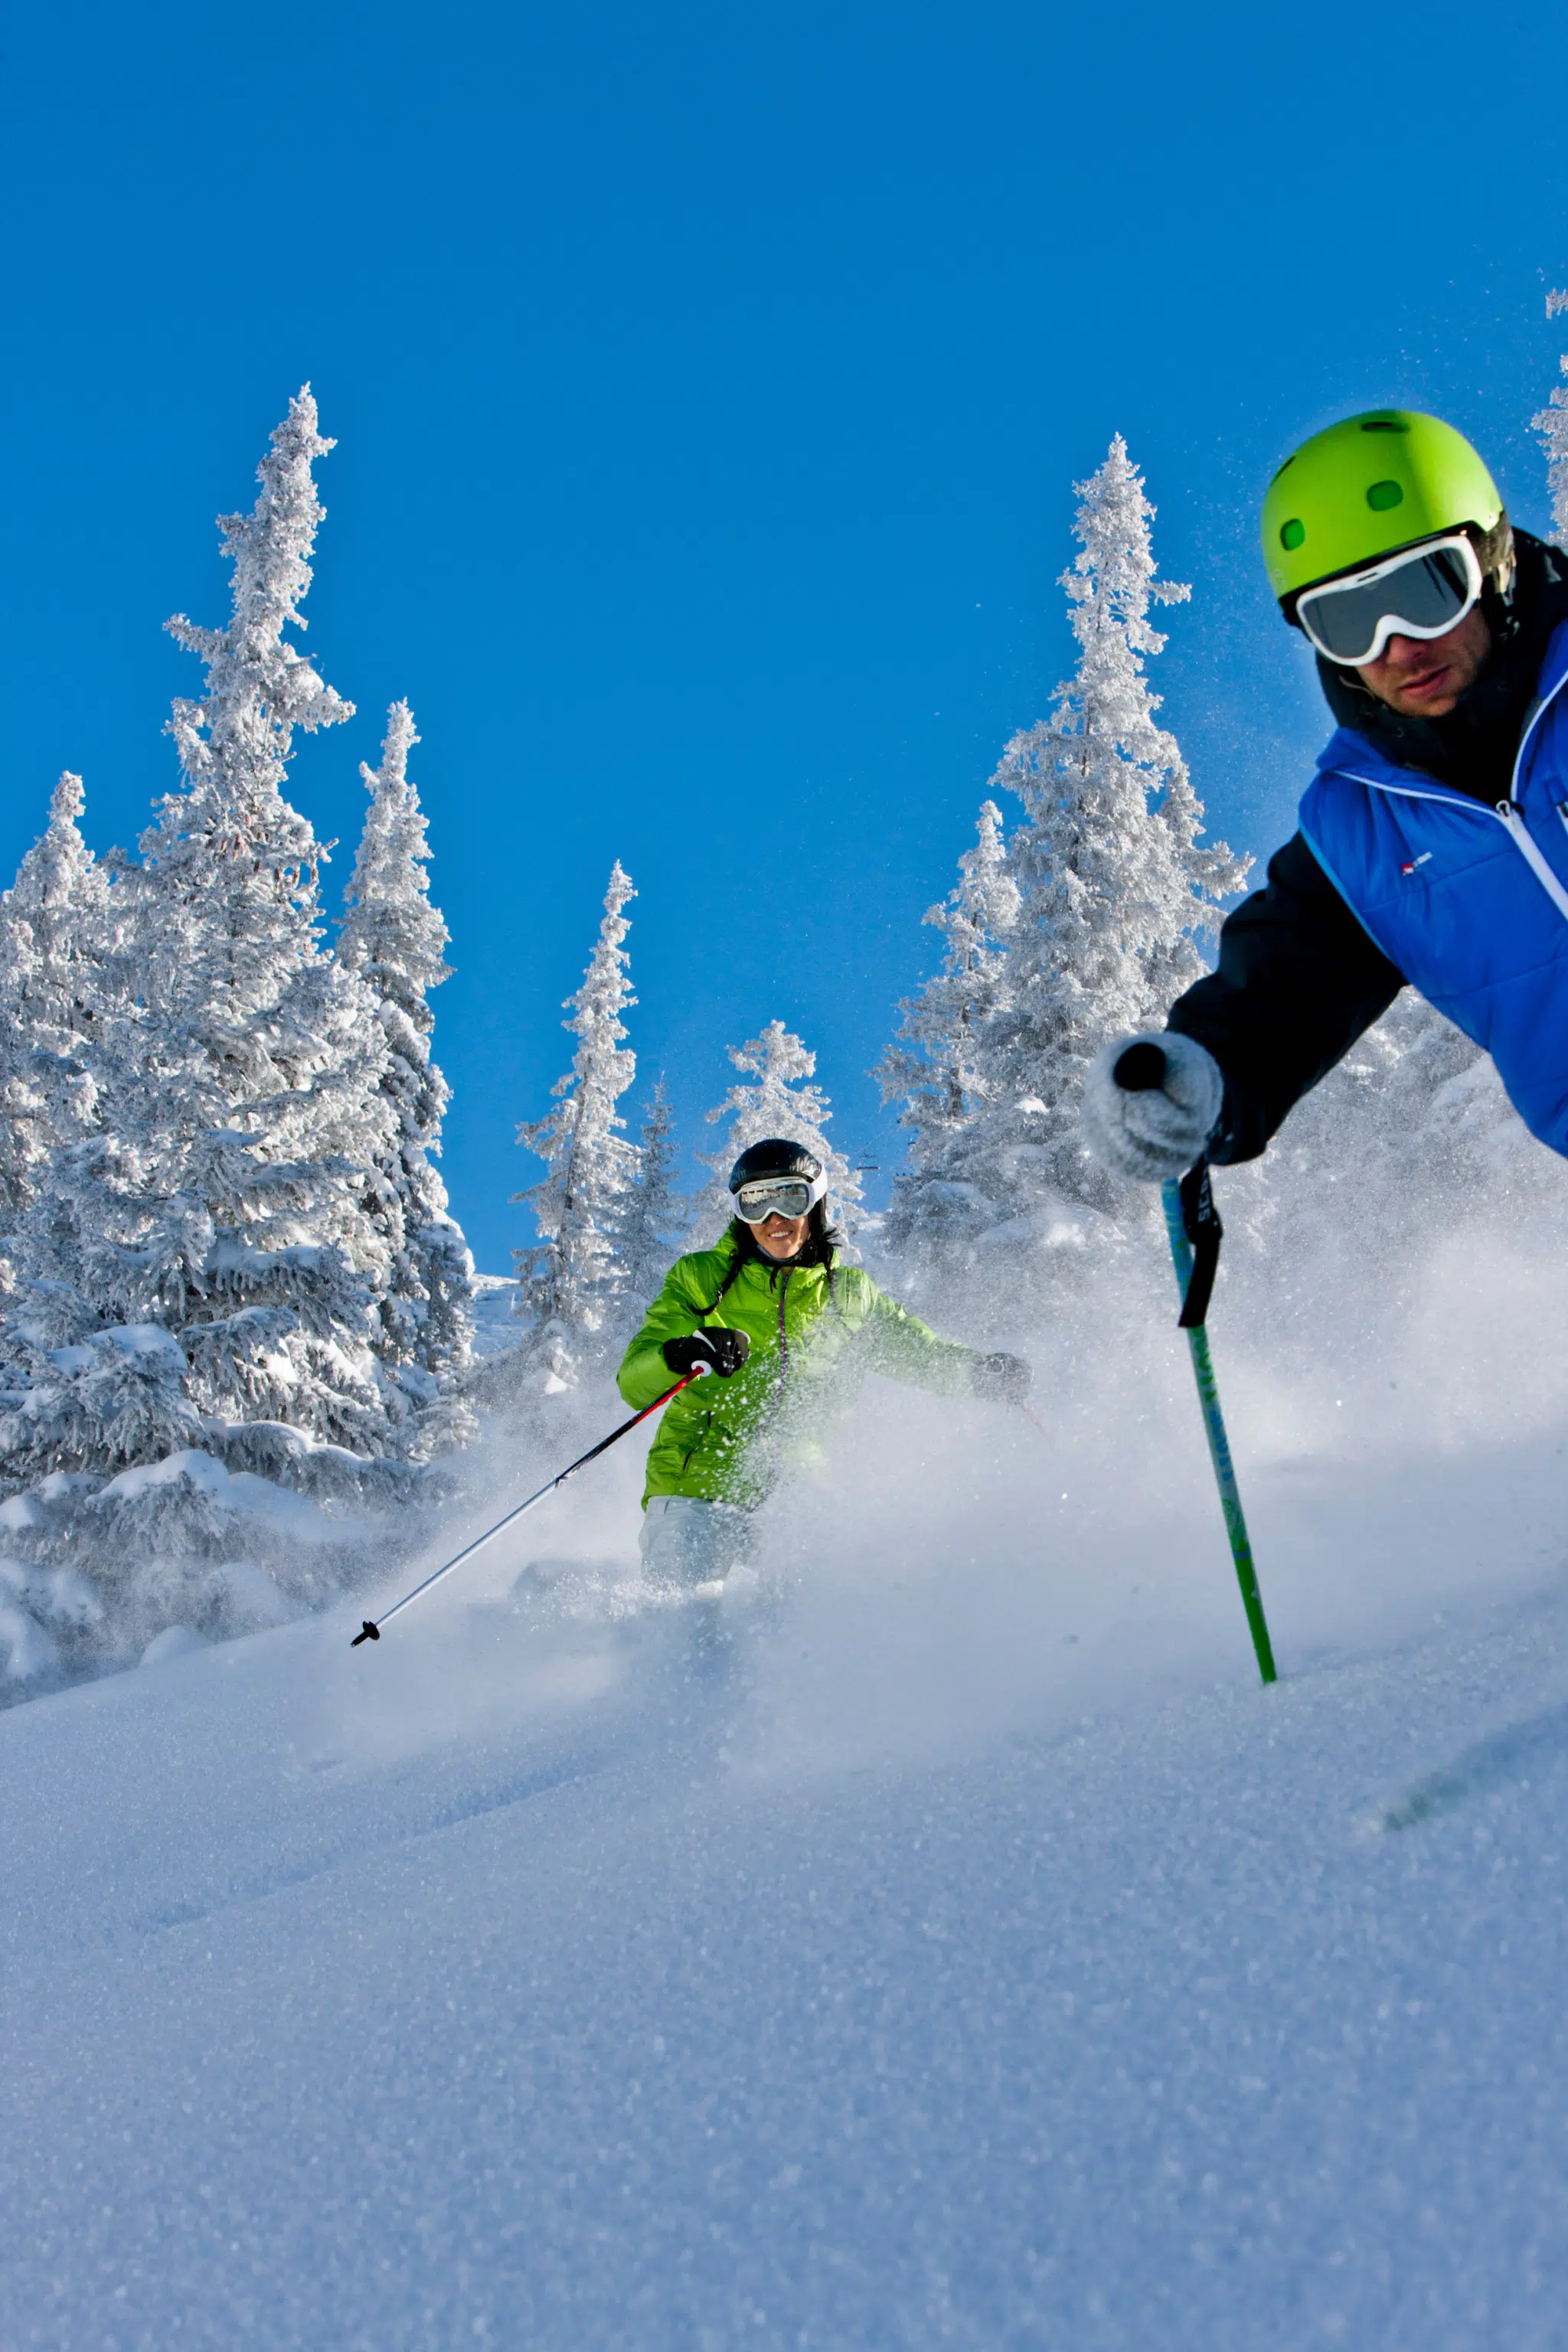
698, 1020, 862, 1237
1534, 290, 1568, 540
0, 774, 118, 1272
895, 437, 1246, 1272
1251, 981, 1566, 1287
1, 388, 405, 1488
0, 776, 194, 1501
874, 799, 1020, 1253
338, 701, 476, 1446
616, 1074, 692, 1316
511, 864, 640, 1393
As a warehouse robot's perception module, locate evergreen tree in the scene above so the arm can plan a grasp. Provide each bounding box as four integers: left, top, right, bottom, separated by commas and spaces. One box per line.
1, 388, 402, 1477
874, 800, 1020, 1252
699, 1020, 861, 1236
889, 437, 1245, 1266
338, 701, 476, 1435
512, 864, 639, 1392
616, 1074, 691, 1314
1264, 991, 1556, 1244
1534, 290, 1568, 541
0, 774, 116, 1269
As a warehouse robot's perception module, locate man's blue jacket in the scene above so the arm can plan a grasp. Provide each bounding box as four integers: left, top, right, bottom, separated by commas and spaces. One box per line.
1168, 531, 1568, 1162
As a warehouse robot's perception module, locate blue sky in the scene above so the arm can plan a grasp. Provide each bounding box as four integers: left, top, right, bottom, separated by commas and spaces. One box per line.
5, 1, 1568, 1272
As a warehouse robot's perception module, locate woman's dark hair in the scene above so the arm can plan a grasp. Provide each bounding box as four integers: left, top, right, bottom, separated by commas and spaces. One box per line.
806, 1197, 844, 1260
691, 1200, 844, 1317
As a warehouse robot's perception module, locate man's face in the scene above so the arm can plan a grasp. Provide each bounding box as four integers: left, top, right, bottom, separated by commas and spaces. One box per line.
1354, 601, 1492, 717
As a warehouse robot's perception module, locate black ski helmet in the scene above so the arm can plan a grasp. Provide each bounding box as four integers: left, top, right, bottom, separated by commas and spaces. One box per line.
727, 1137, 824, 1194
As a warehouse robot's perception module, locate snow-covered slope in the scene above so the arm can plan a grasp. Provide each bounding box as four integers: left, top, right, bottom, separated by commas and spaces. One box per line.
6, 1226, 1568, 2348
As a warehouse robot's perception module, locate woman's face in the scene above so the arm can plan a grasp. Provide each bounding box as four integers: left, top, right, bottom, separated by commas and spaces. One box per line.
753, 1210, 808, 1259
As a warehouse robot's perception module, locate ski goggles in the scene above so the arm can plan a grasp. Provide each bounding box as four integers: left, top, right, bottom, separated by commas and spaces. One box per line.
1294, 534, 1483, 668
733, 1171, 828, 1223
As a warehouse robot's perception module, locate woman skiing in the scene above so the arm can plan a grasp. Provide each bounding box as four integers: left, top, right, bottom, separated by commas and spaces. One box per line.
617, 1138, 1031, 1587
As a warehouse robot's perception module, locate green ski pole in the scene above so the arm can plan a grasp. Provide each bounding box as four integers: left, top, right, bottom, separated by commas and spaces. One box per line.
1161, 1170, 1276, 1686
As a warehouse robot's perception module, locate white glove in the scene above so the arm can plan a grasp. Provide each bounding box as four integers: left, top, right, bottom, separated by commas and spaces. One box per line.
1081, 1031, 1223, 1183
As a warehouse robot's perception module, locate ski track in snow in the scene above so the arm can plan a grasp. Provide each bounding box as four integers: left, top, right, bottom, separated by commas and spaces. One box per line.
7, 1370, 1568, 2350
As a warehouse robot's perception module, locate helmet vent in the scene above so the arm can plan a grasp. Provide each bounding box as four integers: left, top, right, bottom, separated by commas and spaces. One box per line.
1361, 418, 1410, 433
1366, 479, 1405, 511
1279, 518, 1305, 550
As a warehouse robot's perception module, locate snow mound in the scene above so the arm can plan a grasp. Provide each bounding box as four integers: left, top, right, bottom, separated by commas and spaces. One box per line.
139, 1623, 208, 1667
5, 1346, 1568, 2345
0, 1442, 429, 1695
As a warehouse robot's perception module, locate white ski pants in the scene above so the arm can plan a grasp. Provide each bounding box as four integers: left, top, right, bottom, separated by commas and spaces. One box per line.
639, 1495, 756, 1589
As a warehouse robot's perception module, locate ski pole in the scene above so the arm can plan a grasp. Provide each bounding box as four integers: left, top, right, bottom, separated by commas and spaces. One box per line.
351, 1371, 707, 1648
1161, 1169, 1277, 1687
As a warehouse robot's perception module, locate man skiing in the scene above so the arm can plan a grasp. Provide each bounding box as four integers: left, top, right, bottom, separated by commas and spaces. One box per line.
1081, 410, 1568, 1183
617, 1138, 1031, 1589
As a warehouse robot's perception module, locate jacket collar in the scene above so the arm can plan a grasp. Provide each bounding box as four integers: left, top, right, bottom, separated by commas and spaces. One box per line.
715, 1225, 832, 1282
1315, 530, 1568, 803
737, 1245, 826, 1283
1318, 613, 1568, 806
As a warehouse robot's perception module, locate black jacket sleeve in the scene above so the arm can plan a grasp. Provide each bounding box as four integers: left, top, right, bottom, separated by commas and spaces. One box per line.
1166, 831, 1404, 1163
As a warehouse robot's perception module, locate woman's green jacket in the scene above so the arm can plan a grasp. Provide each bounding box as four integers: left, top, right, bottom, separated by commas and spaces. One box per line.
616, 1227, 985, 1508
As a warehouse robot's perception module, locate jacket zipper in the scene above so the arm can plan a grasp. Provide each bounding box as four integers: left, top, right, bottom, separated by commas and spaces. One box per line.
776, 1267, 791, 1394
677, 1412, 712, 1478
1495, 799, 1568, 921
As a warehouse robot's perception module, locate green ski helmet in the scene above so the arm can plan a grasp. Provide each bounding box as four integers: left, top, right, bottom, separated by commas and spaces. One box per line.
1262, 410, 1504, 604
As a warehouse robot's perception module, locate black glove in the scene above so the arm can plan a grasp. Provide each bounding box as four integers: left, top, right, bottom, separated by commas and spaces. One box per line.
662, 1328, 752, 1379
971, 1351, 1031, 1406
